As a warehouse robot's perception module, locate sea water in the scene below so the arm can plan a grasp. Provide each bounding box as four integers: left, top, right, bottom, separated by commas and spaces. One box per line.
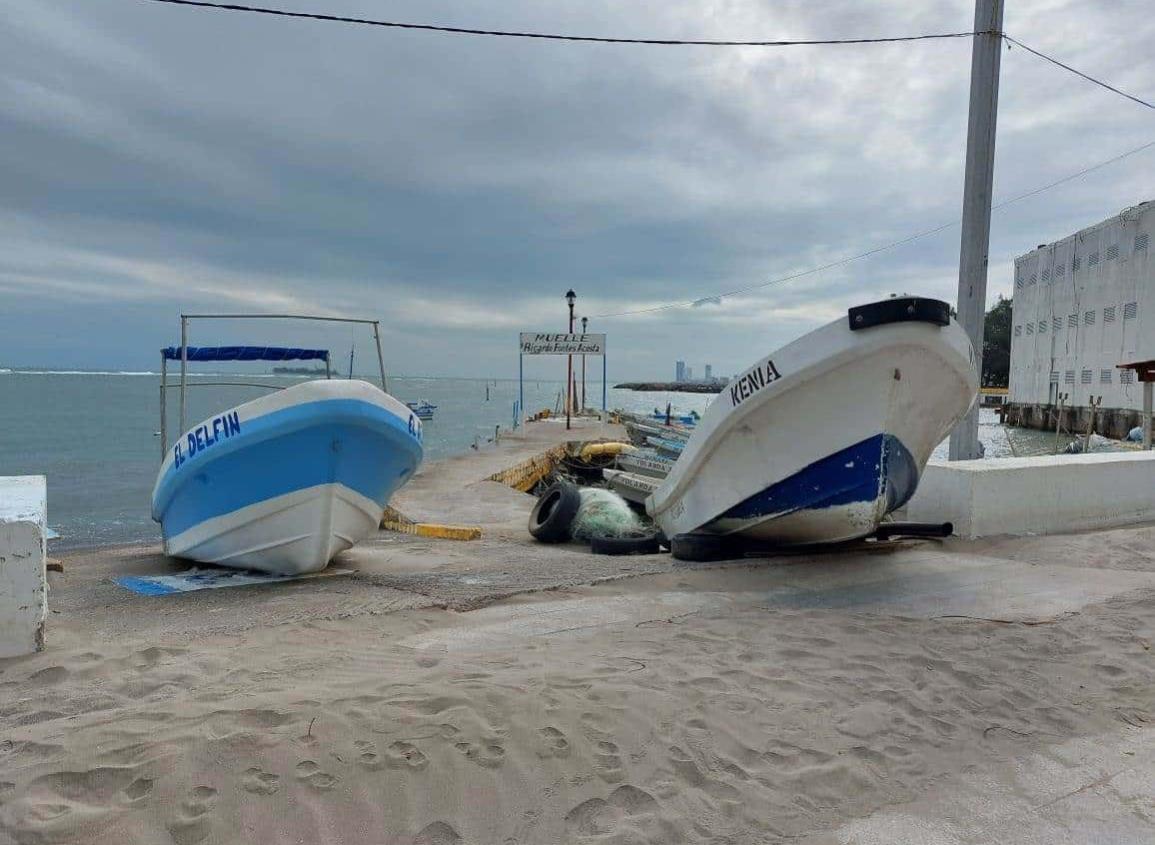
0, 371, 713, 549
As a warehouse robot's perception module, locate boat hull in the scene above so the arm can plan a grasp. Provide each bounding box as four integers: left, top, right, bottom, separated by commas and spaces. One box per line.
152, 380, 423, 574
603, 469, 661, 506
648, 308, 977, 545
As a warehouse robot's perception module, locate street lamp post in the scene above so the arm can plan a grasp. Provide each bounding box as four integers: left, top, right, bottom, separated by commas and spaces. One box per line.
565, 289, 576, 431
581, 316, 588, 413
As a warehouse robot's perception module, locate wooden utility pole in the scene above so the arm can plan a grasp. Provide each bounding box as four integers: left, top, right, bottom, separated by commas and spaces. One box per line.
949, 0, 1004, 461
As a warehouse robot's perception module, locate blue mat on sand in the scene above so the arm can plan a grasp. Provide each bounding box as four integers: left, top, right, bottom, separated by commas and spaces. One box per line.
114, 567, 351, 596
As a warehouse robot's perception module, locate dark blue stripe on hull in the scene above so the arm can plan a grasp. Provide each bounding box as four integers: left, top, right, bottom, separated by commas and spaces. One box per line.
717, 434, 917, 524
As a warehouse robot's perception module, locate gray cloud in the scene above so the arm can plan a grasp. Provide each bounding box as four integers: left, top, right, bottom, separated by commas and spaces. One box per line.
1, 0, 1153, 378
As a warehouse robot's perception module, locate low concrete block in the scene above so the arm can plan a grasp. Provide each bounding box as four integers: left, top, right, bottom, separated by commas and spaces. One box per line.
0, 476, 47, 658
906, 452, 1155, 538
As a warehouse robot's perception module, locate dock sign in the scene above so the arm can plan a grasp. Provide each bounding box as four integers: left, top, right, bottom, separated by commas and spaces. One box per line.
519, 333, 606, 356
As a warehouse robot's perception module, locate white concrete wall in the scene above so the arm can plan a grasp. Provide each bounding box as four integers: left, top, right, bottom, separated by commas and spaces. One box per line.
0, 476, 47, 658
906, 452, 1155, 539
1010, 200, 1154, 409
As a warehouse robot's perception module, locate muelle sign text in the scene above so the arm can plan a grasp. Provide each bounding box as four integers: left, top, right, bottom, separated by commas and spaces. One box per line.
519, 333, 606, 356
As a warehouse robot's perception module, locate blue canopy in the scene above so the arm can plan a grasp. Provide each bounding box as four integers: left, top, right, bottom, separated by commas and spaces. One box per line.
162, 346, 330, 363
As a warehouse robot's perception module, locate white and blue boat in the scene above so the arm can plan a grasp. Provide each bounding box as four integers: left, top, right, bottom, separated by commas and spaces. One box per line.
151, 326, 422, 574
648, 297, 978, 546
406, 399, 437, 421
617, 449, 676, 479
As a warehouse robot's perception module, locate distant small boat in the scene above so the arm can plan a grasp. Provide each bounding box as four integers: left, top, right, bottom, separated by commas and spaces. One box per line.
651, 409, 699, 426
648, 297, 978, 546
406, 400, 437, 421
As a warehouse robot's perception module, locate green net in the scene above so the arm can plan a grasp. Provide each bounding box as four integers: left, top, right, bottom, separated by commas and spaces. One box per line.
571, 488, 645, 540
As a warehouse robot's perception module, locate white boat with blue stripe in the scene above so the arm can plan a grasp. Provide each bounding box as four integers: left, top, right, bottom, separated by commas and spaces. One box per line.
648, 297, 978, 546
151, 318, 422, 574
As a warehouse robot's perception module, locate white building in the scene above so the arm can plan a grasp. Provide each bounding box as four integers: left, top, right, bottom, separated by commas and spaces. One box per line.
1009, 201, 1154, 411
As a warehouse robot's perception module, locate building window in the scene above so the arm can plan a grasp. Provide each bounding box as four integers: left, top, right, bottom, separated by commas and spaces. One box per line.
1101, 369, 1113, 384
1122, 370, 1135, 385
1014, 325, 1022, 336
1106, 243, 1120, 260
1052, 317, 1062, 331
1125, 302, 1138, 319
1041, 268, 1050, 283
1068, 313, 1078, 327
1081, 370, 1093, 384
1073, 257, 1082, 271
1039, 320, 1048, 333
1084, 310, 1096, 325
1056, 263, 1066, 277
1029, 273, 1037, 286
1064, 370, 1076, 384
1050, 371, 1060, 383
1137, 233, 1150, 251
1104, 306, 1117, 322
1089, 252, 1100, 266
1026, 323, 1034, 335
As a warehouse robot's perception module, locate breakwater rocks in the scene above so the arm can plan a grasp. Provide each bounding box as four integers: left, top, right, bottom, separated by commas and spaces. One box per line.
615, 382, 723, 394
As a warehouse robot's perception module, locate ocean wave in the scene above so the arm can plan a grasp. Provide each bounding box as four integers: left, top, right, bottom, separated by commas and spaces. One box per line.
4, 370, 161, 376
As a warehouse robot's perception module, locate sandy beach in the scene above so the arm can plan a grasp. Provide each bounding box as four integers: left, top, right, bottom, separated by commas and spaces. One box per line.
4, 520, 1155, 844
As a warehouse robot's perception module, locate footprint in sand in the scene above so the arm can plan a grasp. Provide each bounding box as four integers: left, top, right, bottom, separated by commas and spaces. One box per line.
667, 745, 740, 800
242, 768, 280, 795
413, 820, 463, 844
120, 778, 154, 804
454, 741, 506, 769
167, 786, 217, 845
564, 784, 659, 836
385, 742, 429, 771
295, 761, 338, 791
537, 727, 570, 758
593, 741, 624, 783
353, 740, 383, 770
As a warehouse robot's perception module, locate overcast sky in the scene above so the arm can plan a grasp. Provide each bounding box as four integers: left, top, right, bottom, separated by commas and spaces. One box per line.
1, 0, 1153, 378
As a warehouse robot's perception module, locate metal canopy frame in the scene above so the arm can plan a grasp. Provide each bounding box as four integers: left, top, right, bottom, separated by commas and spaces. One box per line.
160, 313, 388, 458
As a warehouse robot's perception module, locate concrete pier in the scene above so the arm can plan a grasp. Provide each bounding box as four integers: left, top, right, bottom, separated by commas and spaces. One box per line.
0, 476, 47, 657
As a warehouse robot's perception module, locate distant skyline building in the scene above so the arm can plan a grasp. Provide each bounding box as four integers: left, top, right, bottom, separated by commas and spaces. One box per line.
675, 360, 686, 383
704, 364, 713, 382
685, 365, 693, 382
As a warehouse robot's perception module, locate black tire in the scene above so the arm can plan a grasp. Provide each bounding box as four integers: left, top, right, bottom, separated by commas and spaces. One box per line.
670, 533, 737, 563
590, 533, 663, 556
528, 481, 582, 543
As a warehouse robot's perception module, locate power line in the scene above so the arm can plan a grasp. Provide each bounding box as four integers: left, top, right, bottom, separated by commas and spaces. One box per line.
591, 138, 1155, 319
144, 0, 982, 46
1004, 35, 1154, 112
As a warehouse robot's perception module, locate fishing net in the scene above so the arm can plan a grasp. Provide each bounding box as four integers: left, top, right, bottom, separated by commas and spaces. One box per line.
571, 488, 645, 540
